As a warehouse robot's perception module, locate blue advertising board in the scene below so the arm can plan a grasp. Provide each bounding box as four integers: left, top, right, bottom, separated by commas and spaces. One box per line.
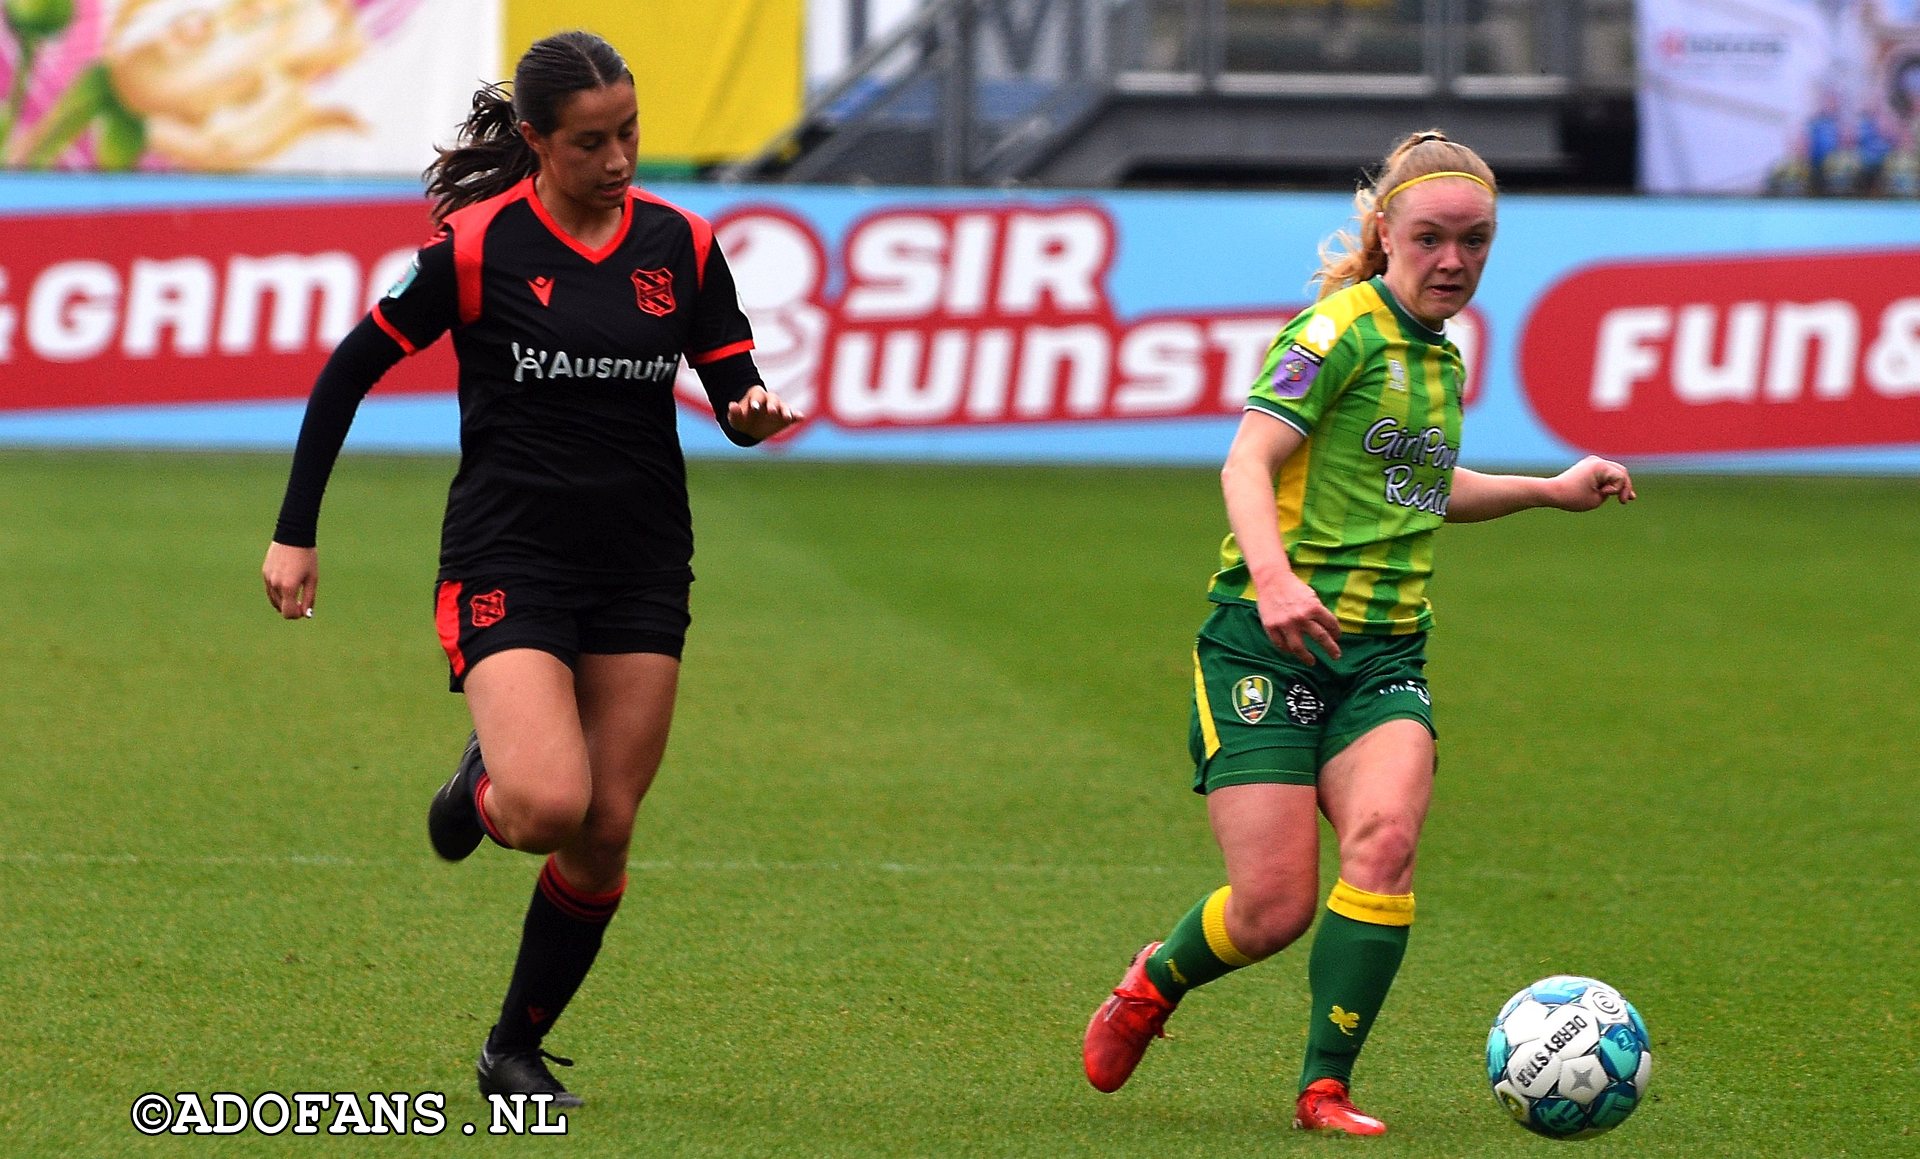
2, 174, 1918, 472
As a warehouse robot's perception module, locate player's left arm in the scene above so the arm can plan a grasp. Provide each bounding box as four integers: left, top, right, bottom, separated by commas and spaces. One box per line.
1446, 457, 1636, 523
686, 234, 804, 444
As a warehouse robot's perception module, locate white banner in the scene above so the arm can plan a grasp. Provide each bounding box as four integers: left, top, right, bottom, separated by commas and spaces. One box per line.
1638, 0, 1920, 197
805, 0, 920, 90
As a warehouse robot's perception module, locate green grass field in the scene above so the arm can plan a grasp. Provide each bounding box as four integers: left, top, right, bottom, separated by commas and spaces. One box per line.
2, 450, 1915, 1157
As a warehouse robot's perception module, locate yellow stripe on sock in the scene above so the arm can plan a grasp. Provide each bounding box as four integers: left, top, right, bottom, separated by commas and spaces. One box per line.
1327, 878, 1416, 927
1193, 649, 1221, 758
1201, 886, 1257, 967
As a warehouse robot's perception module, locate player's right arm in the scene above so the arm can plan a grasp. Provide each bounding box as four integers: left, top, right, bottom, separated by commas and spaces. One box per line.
1221, 410, 1341, 664
1224, 297, 1369, 662
263, 228, 458, 620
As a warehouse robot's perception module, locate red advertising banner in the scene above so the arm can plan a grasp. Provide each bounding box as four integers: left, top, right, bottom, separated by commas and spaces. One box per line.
701, 202, 1486, 428
1519, 247, 1920, 454
0, 200, 455, 410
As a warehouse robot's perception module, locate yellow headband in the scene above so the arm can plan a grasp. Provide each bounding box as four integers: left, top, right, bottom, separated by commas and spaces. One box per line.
1377, 170, 1493, 213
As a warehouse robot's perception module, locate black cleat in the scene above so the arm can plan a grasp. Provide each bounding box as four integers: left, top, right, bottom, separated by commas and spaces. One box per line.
427, 731, 487, 861
477, 1037, 583, 1108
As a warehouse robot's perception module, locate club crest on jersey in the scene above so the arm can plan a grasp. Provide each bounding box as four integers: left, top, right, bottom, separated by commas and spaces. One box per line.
1268, 344, 1323, 399
1232, 675, 1273, 724
469, 589, 506, 628
631, 267, 675, 316
1285, 682, 1326, 726
1387, 357, 1407, 392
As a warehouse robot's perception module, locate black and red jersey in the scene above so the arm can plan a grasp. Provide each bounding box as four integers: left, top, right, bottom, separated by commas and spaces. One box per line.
277, 178, 761, 587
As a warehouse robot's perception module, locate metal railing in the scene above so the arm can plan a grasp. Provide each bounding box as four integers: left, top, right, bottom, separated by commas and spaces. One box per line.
726, 0, 1628, 185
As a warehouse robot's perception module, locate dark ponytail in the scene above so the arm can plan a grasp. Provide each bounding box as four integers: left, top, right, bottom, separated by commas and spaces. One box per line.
424, 30, 634, 223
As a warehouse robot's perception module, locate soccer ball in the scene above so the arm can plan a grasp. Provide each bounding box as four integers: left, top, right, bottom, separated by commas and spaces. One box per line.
1486, 975, 1651, 1139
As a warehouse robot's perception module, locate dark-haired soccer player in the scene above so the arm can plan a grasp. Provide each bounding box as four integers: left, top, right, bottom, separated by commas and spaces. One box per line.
1081, 130, 1635, 1135
263, 30, 802, 1106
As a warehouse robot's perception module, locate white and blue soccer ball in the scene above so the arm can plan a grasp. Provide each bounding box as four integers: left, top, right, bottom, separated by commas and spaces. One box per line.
1486, 975, 1651, 1139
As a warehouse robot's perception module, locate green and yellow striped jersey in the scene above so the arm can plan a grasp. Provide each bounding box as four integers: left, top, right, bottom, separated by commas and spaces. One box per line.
1209, 276, 1464, 635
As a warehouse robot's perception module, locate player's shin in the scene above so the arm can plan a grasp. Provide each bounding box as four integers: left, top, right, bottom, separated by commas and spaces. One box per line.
1297, 878, 1414, 1090
488, 856, 626, 1053
1146, 885, 1267, 1000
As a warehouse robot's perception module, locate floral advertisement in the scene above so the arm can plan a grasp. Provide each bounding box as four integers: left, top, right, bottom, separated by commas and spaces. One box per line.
0, 0, 498, 174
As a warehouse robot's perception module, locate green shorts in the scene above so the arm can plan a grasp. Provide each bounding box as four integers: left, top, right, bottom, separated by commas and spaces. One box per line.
1188, 602, 1437, 793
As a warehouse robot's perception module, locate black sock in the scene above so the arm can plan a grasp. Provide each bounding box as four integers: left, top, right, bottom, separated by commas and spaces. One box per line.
489, 856, 625, 1053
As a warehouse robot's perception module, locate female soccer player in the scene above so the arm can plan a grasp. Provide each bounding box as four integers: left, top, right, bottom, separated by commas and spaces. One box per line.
262, 31, 801, 1106
1080, 130, 1635, 1135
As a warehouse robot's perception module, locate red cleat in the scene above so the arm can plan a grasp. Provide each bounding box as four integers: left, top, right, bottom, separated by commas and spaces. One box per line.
1294, 1078, 1387, 1135
1083, 942, 1176, 1092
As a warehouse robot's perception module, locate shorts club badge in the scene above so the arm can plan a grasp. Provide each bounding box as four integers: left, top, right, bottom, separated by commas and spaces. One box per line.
469, 589, 506, 628
1232, 675, 1273, 723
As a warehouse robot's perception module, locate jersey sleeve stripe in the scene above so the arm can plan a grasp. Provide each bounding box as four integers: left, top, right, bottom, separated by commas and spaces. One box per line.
368, 303, 417, 355
631, 188, 714, 291
687, 338, 755, 366
1245, 397, 1312, 437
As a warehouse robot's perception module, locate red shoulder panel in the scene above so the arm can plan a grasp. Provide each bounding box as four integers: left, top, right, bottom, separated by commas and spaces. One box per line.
443, 178, 534, 325
631, 187, 714, 290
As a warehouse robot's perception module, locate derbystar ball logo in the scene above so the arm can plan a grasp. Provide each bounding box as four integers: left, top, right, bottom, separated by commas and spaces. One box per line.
1520, 247, 1920, 454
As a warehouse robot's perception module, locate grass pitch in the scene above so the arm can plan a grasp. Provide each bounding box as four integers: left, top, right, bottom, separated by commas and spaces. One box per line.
1, 450, 1914, 1157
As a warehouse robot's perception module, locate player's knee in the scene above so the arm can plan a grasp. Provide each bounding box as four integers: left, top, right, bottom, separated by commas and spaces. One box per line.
493, 784, 591, 853
1231, 888, 1317, 958
1339, 819, 1420, 893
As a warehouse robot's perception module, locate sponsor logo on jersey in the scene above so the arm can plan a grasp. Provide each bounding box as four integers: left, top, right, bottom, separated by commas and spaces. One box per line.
385, 256, 420, 299
1362, 416, 1457, 516
1231, 675, 1272, 724
1387, 357, 1407, 392
631, 267, 675, 316
1268, 343, 1322, 399
1284, 682, 1325, 726
1376, 679, 1431, 706
509, 343, 678, 385
528, 275, 554, 307
469, 589, 506, 628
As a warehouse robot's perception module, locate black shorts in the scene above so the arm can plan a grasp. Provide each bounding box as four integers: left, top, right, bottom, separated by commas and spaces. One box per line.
433, 575, 691, 692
